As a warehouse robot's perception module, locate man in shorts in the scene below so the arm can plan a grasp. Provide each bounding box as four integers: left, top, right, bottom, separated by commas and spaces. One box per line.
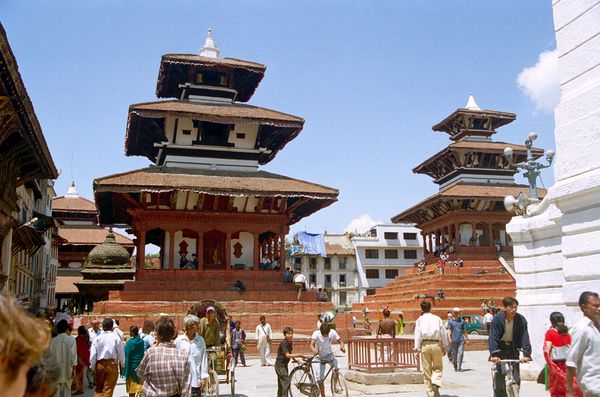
310, 322, 345, 397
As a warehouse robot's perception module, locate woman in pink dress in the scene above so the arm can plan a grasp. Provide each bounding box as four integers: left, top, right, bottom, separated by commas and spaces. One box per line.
543, 312, 582, 397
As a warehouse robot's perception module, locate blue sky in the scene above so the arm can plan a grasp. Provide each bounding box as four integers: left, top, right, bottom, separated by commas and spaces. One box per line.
2, 1, 557, 236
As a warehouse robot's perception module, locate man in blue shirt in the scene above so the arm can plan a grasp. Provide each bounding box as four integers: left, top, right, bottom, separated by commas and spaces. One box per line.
488, 297, 532, 397
446, 307, 468, 371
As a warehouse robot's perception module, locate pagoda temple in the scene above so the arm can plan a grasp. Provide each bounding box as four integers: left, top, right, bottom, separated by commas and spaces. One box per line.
391, 96, 545, 259
351, 97, 546, 330
90, 31, 338, 329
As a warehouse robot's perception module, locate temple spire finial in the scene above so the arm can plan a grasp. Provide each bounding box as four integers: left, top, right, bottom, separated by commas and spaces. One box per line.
200, 28, 220, 58
465, 94, 480, 110
65, 180, 79, 198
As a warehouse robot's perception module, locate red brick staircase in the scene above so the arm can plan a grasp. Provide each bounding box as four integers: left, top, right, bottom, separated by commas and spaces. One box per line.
88, 270, 332, 335
352, 254, 515, 333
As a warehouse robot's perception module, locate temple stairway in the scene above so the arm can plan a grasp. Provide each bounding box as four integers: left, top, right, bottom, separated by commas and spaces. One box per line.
352, 255, 516, 333
87, 269, 332, 335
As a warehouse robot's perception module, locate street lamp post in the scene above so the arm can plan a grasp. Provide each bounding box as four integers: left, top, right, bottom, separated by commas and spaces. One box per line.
503, 132, 555, 204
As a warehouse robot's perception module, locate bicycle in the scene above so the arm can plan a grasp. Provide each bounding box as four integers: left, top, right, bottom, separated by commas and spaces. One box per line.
289, 353, 348, 397
491, 359, 523, 397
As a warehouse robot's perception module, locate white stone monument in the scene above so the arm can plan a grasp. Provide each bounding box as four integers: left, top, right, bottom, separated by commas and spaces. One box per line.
506, 1, 600, 375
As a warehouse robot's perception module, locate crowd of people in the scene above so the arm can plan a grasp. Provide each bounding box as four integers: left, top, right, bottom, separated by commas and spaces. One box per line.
412, 292, 600, 397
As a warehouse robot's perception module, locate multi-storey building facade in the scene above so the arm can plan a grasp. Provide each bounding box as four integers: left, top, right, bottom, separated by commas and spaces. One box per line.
352, 224, 424, 295
1, 24, 59, 313
290, 234, 360, 307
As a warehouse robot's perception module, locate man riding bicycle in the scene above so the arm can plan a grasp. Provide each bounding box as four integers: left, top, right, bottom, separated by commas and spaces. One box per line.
310, 322, 345, 397
488, 297, 532, 397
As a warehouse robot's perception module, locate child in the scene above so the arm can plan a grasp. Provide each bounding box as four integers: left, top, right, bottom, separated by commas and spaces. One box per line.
275, 327, 304, 397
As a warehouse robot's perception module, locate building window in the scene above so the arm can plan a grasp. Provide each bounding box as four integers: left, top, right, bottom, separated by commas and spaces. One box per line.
324, 257, 331, 270
339, 274, 346, 287
366, 288, 376, 296
338, 256, 347, 269
384, 249, 398, 259
385, 269, 399, 279
294, 257, 302, 265
403, 233, 417, 240
324, 274, 332, 288
404, 249, 418, 259
309, 257, 317, 270
384, 232, 398, 240
195, 73, 203, 84
365, 269, 379, 279
309, 274, 317, 285
236, 133, 245, 139
181, 129, 192, 135
339, 291, 347, 306
365, 249, 379, 259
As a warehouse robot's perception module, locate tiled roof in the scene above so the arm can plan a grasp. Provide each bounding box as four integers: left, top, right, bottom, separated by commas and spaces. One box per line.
58, 227, 134, 246
94, 167, 338, 198
391, 183, 546, 223
161, 54, 266, 71
52, 196, 96, 212
129, 100, 303, 126
55, 276, 82, 294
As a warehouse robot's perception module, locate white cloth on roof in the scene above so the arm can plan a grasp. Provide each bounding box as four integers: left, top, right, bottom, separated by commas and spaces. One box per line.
297, 232, 327, 257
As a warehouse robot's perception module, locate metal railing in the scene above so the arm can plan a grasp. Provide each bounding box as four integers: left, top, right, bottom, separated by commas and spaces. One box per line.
348, 337, 420, 373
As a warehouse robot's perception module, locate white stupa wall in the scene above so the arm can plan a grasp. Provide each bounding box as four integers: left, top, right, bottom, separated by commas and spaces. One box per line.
506, 1, 600, 376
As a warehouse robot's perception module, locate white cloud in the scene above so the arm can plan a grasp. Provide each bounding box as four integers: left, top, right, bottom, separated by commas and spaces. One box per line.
344, 214, 382, 234
517, 49, 560, 114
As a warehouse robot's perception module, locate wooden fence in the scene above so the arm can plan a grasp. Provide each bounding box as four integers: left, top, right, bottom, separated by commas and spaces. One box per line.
348, 336, 420, 372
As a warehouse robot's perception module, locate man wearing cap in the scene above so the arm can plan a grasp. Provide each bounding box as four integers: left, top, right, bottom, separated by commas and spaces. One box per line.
413, 300, 448, 397
199, 306, 221, 348
446, 307, 469, 371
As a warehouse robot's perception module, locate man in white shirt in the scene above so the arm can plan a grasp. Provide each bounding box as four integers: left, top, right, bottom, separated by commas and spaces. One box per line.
413, 300, 448, 397
112, 319, 124, 342
49, 319, 77, 397
90, 318, 125, 397
293, 271, 307, 300
567, 291, 600, 397
175, 314, 208, 397
88, 318, 102, 342
255, 315, 273, 366
310, 322, 345, 397
484, 309, 494, 333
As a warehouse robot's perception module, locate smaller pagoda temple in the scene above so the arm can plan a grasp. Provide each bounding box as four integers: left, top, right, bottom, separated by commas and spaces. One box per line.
74, 229, 134, 310
392, 96, 545, 259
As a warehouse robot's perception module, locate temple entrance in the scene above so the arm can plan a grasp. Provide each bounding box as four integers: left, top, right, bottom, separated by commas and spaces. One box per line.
203, 230, 226, 269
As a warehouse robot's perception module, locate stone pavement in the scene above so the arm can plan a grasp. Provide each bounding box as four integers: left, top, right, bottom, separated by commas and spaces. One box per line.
76, 350, 547, 396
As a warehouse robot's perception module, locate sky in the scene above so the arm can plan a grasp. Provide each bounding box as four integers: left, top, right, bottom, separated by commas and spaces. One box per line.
2, 1, 558, 237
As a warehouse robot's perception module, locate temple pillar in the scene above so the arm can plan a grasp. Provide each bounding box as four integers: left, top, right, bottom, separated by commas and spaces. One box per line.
471, 223, 477, 246
168, 229, 176, 269
197, 231, 204, 270
486, 224, 493, 247
226, 232, 231, 270
428, 233, 433, 254
253, 233, 259, 271
137, 230, 146, 273
279, 234, 285, 264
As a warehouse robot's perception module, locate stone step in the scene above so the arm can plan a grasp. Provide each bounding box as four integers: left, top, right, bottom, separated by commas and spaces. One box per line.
123, 280, 298, 291
113, 289, 318, 302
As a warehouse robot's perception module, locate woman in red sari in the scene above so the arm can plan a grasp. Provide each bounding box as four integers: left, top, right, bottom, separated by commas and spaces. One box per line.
543, 312, 582, 397
72, 325, 90, 394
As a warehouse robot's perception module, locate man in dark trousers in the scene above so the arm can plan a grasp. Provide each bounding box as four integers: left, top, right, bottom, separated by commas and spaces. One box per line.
488, 297, 532, 397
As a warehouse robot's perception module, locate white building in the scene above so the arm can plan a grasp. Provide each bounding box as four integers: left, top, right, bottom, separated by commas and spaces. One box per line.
352, 224, 424, 296
290, 234, 360, 307
506, 1, 600, 376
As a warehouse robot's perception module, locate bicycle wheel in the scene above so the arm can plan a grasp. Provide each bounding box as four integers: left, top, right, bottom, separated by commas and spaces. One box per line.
331, 369, 349, 397
507, 382, 519, 397
289, 366, 317, 397
206, 369, 219, 397
229, 369, 235, 396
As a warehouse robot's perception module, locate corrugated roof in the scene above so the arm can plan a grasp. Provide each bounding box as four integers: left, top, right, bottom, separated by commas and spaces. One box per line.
325, 243, 354, 256
58, 227, 134, 246
52, 196, 97, 212
94, 167, 338, 198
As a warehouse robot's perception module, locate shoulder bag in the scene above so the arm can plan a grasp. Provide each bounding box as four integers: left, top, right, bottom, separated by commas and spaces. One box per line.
550, 333, 569, 361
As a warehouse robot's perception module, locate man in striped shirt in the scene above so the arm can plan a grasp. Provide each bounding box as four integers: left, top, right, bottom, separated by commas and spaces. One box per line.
137, 317, 191, 397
